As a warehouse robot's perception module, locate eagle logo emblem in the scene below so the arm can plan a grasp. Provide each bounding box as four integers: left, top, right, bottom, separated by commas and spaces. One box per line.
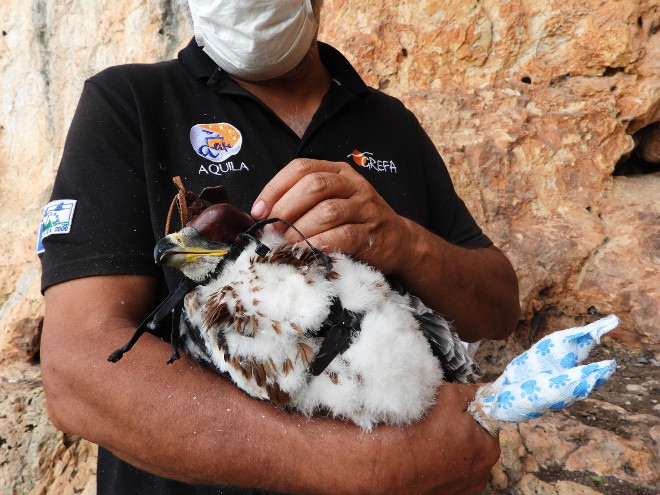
190, 123, 242, 163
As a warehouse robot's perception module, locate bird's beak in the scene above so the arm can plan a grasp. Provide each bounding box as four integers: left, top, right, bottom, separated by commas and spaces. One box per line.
154, 232, 229, 267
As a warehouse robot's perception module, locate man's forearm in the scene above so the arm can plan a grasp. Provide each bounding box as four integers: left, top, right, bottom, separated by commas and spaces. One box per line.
393, 217, 520, 342
43, 314, 375, 492
42, 275, 500, 495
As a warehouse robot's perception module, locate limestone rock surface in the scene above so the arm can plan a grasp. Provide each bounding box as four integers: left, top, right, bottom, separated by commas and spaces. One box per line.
1, 0, 659, 493
321, 0, 660, 348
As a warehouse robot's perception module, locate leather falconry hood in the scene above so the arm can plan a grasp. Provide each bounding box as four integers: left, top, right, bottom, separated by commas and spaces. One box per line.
165, 176, 256, 244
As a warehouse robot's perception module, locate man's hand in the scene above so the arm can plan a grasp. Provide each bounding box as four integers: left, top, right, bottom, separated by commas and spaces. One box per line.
382, 382, 501, 495
251, 158, 411, 275
252, 157, 520, 342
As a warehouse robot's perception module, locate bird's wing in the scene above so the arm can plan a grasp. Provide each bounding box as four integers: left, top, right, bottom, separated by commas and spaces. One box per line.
408, 295, 480, 384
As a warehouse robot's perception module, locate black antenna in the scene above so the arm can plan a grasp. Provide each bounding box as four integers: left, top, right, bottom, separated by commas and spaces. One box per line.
240, 218, 334, 271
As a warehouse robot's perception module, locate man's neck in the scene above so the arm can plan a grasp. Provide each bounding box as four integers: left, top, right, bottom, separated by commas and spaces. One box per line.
230, 43, 332, 138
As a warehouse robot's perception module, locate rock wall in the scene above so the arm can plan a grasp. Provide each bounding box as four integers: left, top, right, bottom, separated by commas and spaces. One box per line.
321, 0, 660, 348
0, 1, 191, 493
0, 0, 658, 493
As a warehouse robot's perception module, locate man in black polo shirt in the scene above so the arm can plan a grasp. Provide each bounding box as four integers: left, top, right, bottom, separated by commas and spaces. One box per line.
39, 1, 520, 493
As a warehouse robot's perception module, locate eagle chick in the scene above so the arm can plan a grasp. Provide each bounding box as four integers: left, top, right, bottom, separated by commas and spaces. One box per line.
110, 185, 618, 434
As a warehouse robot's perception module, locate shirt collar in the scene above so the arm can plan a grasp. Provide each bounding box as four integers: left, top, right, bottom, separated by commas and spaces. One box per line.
178, 38, 370, 97
177, 38, 217, 81
317, 42, 369, 96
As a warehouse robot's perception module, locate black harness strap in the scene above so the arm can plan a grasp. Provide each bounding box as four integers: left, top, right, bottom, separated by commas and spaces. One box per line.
310, 297, 363, 376
108, 277, 197, 363
240, 220, 361, 375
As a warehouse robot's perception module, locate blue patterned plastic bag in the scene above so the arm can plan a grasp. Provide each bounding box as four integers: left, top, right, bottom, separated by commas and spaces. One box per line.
469, 315, 619, 432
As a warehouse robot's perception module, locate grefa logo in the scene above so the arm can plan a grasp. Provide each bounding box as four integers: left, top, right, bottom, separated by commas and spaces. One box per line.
190, 123, 242, 163
347, 149, 397, 173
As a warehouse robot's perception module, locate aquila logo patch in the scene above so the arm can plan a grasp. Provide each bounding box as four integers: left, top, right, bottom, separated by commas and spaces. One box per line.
347, 149, 397, 173
36, 199, 77, 254
190, 123, 242, 163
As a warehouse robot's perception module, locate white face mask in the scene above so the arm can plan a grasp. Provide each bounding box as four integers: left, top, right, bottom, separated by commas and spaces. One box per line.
188, 0, 318, 82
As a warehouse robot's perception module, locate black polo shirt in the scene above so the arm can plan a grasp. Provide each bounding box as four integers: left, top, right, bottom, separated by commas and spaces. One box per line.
39, 39, 491, 494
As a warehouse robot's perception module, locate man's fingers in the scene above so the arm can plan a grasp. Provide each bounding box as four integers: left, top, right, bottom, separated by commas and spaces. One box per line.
267, 173, 358, 233
250, 157, 406, 272
279, 198, 358, 242
251, 158, 350, 219
294, 223, 369, 256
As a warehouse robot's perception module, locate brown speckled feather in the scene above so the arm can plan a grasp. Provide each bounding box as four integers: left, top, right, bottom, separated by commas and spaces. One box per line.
266, 382, 291, 407
296, 343, 315, 367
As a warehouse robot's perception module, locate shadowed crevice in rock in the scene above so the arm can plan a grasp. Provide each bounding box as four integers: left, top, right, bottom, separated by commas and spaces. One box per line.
30, 0, 54, 132
614, 122, 660, 176
614, 154, 660, 176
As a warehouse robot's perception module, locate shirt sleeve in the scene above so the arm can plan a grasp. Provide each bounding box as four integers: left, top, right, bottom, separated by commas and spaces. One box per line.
412, 112, 492, 249
39, 70, 161, 293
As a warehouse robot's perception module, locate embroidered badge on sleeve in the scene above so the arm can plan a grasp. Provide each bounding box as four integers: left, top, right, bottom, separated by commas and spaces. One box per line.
36, 199, 77, 254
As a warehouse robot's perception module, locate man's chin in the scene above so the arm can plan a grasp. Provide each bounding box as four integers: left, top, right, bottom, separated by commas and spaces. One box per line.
230, 40, 319, 86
